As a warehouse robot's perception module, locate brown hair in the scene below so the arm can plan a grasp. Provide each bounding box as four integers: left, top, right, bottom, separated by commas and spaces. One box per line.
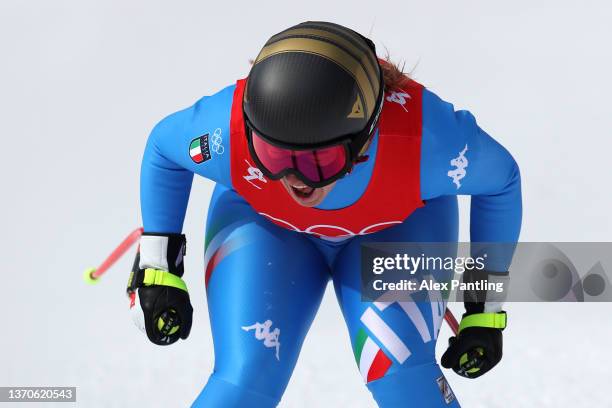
379, 56, 411, 91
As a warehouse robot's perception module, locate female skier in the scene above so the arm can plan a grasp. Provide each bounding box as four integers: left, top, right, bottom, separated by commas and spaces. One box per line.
127, 21, 521, 407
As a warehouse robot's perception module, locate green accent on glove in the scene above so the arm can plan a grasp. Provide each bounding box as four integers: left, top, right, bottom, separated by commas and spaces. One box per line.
459, 312, 507, 333
459, 347, 484, 374
143, 268, 189, 293
157, 309, 180, 335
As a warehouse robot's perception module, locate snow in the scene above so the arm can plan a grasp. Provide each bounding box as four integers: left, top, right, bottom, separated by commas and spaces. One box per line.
1, 1, 611, 406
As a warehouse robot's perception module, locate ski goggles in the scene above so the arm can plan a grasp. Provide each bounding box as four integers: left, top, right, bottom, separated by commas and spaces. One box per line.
245, 123, 355, 188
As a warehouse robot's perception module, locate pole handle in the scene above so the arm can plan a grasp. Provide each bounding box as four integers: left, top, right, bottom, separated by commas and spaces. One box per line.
444, 308, 459, 335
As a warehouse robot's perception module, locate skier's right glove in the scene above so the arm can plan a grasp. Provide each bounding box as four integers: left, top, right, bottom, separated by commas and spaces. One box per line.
126, 233, 193, 346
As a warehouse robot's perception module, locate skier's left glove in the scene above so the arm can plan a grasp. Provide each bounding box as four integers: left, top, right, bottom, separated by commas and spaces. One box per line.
126, 233, 193, 346
441, 268, 509, 378
441, 311, 506, 378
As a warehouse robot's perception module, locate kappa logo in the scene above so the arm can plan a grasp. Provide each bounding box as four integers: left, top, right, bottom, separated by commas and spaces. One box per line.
447, 144, 469, 189
243, 159, 267, 189
242, 319, 281, 360
386, 91, 411, 112
436, 375, 456, 404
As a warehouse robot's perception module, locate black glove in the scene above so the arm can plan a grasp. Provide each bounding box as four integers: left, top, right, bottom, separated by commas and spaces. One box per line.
127, 233, 193, 346
441, 315, 505, 378
441, 266, 509, 378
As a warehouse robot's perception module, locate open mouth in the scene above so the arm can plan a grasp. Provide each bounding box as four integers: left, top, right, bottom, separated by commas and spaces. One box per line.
290, 183, 315, 199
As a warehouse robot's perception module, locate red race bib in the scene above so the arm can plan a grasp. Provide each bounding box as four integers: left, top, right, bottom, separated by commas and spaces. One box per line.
230, 78, 424, 238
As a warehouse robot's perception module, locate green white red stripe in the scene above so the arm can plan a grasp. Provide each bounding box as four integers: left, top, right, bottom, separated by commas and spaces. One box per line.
204, 221, 252, 289
354, 329, 392, 383
361, 307, 411, 363
189, 136, 210, 163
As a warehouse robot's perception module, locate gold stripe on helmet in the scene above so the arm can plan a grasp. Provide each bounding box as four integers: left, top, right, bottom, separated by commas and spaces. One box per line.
266, 27, 379, 90
254, 37, 377, 118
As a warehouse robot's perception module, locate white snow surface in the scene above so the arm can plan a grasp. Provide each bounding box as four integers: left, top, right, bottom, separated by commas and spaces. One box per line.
1, 1, 611, 407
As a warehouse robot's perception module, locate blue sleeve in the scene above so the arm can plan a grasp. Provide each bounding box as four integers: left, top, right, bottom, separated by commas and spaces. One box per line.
420, 89, 522, 271
140, 85, 235, 233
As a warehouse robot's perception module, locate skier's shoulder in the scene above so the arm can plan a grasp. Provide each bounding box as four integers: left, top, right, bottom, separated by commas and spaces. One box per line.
151, 82, 236, 137
142, 83, 237, 186
421, 86, 478, 153
418, 86, 482, 199
190, 82, 237, 123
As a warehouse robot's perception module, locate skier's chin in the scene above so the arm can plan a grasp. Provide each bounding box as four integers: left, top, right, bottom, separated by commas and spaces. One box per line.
281, 176, 336, 207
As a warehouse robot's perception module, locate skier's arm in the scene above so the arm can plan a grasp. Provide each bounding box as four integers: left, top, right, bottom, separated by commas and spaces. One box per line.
422, 89, 519, 378
132, 109, 199, 345
420, 88, 522, 275
140, 110, 195, 233
135, 90, 233, 345
420, 89, 522, 236
141, 92, 232, 233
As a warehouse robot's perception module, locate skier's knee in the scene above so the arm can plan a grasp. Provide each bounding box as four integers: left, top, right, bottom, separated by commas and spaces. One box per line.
192, 373, 280, 408
366, 362, 461, 408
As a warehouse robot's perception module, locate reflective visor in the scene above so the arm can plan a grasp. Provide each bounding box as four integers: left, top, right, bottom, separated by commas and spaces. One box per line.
251, 130, 349, 184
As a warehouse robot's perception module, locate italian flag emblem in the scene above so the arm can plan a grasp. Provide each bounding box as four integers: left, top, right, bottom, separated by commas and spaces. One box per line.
354, 329, 392, 383
189, 134, 211, 164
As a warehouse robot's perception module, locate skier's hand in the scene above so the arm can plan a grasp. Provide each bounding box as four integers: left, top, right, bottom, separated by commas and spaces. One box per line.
126, 233, 193, 346
441, 312, 506, 378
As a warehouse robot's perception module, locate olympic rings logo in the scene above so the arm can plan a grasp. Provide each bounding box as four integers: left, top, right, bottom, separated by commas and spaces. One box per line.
211, 128, 224, 155
259, 212, 402, 238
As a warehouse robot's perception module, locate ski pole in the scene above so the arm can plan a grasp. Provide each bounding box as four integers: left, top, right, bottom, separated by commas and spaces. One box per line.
444, 308, 459, 335
83, 227, 144, 284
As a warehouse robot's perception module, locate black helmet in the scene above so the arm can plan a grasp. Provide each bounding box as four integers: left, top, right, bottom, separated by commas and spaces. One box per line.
243, 21, 384, 158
